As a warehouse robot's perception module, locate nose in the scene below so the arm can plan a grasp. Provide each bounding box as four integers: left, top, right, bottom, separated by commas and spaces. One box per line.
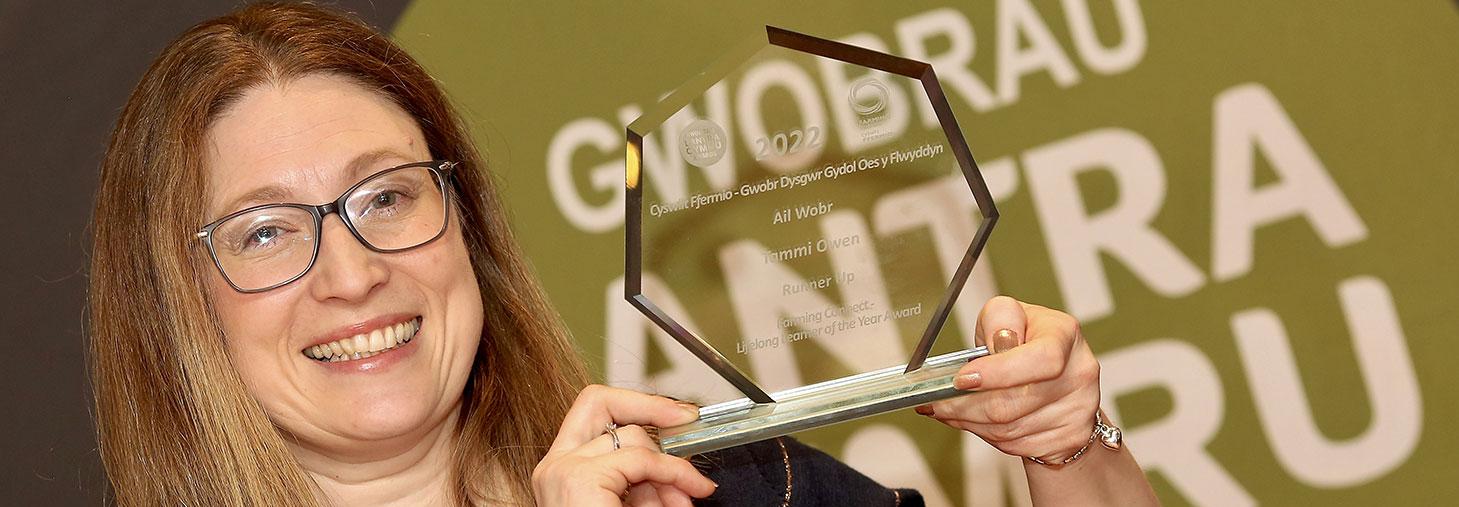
307, 214, 389, 302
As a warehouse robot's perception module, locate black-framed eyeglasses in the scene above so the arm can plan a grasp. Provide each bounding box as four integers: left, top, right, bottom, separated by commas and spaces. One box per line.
196, 160, 457, 293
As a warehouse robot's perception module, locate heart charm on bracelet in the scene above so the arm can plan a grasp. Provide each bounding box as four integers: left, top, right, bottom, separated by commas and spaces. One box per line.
1095, 413, 1123, 451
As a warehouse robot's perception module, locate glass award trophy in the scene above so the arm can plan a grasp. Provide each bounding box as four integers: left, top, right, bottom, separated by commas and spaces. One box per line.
625, 26, 998, 456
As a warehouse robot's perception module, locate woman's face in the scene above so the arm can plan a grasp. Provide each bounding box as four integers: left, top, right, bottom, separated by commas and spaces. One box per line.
203, 74, 483, 453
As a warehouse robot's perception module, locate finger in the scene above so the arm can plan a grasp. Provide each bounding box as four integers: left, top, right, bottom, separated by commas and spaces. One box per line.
551, 385, 699, 452
616, 424, 661, 451
581, 424, 662, 457
626, 483, 694, 507
599, 447, 717, 499
936, 375, 1077, 426
930, 383, 1089, 436
624, 483, 661, 507
656, 482, 697, 507
929, 387, 1054, 427
957, 304, 1080, 391
957, 296, 1029, 390
977, 296, 1028, 353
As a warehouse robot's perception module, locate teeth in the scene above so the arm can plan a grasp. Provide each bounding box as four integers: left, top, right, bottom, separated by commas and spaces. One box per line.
369, 329, 385, 351
304, 317, 420, 362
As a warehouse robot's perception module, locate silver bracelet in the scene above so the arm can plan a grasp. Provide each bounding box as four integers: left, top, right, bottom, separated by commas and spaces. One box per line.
1026, 411, 1122, 467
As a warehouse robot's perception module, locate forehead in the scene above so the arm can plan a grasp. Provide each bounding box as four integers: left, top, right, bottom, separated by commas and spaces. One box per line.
204, 73, 429, 214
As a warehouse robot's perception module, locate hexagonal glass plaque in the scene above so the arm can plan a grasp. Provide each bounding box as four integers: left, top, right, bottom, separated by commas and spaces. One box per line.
625, 27, 997, 455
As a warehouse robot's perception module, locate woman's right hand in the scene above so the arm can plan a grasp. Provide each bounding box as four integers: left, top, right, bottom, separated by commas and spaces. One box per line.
532, 385, 717, 506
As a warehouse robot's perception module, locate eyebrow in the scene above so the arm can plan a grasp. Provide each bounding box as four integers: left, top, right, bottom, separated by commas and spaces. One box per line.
344, 148, 410, 183
213, 148, 414, 219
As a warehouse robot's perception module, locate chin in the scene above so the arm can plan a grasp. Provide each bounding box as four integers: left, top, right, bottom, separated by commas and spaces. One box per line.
333, 392, 445, 442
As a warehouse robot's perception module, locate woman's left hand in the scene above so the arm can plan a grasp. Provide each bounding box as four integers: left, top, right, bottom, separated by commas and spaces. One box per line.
916, 295, 1102, 464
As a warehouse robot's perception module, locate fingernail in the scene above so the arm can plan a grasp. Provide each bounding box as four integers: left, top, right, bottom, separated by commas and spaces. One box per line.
677, 401, 701, 418
954, 372, 982, 390
914, 404, 934, 416
992, 328, 1019, 353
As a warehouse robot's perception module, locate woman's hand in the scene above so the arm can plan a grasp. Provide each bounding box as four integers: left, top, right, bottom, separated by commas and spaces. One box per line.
917, 295, 1102, 463
533, 385, 717, 507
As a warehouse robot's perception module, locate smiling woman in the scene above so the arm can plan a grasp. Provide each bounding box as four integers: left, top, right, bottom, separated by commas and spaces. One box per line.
89, 3, 588, 504
89, 2, 1156, 506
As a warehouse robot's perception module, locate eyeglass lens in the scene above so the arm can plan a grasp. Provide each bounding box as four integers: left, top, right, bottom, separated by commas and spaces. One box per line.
211, 165, 447, 291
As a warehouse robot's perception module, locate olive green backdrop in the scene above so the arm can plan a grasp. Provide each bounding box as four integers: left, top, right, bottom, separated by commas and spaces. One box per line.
391, 1, 1459, 505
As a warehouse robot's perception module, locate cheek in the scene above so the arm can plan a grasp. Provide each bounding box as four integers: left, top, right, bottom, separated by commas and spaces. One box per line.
207, 272, 255, 352
422, 226, 484, 355
442, 233, 484, 326
205, 268, 297, 390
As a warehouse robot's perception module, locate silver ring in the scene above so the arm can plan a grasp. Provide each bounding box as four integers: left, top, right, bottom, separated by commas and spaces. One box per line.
605, 422, 621, 451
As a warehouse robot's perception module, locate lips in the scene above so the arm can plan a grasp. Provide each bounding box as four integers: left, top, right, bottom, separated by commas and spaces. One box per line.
303, 317, 420, 362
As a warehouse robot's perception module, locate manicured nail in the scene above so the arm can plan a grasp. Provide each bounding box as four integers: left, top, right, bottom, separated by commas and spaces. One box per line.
954, 372, 982, 390
914, 404, 935, 416
991, 328, 1020, 353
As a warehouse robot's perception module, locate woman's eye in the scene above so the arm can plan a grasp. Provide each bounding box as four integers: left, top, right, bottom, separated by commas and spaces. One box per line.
373, 191, 398, 208
227, 223, 295, 254
363, 190, 413, 216
246, 226, 283, 248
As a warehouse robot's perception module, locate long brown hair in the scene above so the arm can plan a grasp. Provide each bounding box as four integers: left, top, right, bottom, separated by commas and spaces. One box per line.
88, 2, 588, 505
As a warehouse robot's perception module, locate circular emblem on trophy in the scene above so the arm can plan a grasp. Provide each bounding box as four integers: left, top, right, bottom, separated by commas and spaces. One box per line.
679, 118, 728, 168
848, 76, 890, 119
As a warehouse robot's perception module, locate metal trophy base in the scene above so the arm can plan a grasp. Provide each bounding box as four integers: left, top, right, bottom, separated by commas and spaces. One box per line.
659, 347, 991, 456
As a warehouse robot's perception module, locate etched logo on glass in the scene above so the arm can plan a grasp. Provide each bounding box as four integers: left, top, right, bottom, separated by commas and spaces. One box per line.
679, 118, 729, 168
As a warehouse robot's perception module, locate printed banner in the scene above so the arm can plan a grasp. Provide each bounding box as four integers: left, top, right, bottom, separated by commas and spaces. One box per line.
395, 1, 1459, 504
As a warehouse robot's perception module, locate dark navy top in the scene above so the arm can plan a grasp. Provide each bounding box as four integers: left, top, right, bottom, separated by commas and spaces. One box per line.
691, 437, 924, 507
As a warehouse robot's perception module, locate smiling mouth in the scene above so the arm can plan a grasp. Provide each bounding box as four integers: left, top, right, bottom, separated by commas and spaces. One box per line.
304, 317, 421, 362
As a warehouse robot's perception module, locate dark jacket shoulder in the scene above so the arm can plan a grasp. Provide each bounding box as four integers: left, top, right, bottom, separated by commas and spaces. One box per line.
690, 437, 923, 507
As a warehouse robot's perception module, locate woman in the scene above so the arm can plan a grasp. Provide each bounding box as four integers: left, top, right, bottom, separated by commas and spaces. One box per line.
88, 2, 1157, 505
